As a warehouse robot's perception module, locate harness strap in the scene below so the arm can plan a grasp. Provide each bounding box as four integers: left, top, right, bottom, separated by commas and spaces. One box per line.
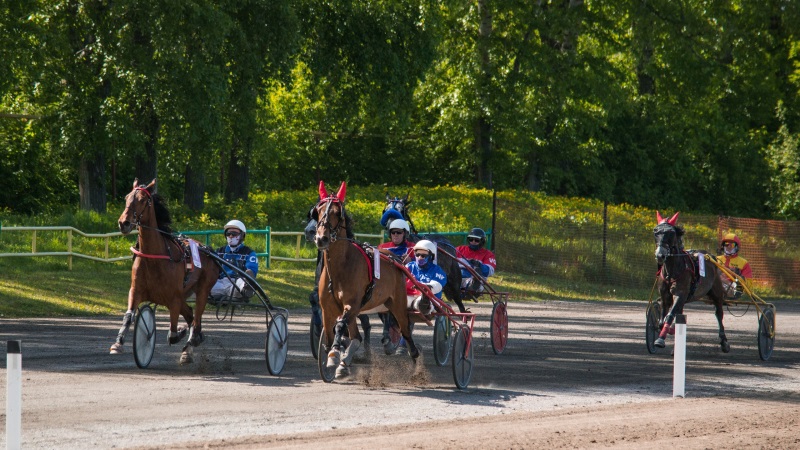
353, 243, 376, 307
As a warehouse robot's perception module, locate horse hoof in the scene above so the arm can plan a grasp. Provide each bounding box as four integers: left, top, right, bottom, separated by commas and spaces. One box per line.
721, 342, 731, 353
109, 343, 123, 354
326, 349, 341, 368
180, 352, 193, 364
654, 338, 666, 348
169, 328, 188, 345
335, 363, 350, 378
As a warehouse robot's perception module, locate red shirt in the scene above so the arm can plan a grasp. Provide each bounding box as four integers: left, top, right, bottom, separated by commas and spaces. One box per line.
455, 246, 497, 271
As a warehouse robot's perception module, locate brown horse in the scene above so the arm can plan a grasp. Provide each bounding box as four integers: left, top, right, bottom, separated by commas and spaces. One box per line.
652, 211, 730, 352
314, 181, 418, 377
113, 179, 220, 363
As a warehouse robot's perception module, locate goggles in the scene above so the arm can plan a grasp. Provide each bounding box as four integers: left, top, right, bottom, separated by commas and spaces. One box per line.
225, 231, 242, 237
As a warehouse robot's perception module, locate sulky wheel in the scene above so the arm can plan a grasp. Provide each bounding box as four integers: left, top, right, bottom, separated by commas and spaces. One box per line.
758, 307, 775, 361
133, 304, 157, 369
318, 331, 336, 383
490, 301, 509, 355
310, 316, 322, 360
451, 327, 474, 389
266, 313, 289, 375
645, 301, 662, 354
433, 315, 452, 367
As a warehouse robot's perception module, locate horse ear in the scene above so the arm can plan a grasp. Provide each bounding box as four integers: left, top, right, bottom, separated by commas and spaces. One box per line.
146, 179, 156, 193
405, 193, 412, 206
667, 212, 679, 225
386, 193, 391, 201
318, 180, 328, 199
132, 178, 139, 189
336, 181, 346, 202
656, 210, 664, 224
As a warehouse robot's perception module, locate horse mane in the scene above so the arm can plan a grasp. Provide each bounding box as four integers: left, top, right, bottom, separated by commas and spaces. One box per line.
151, 193, 174, 234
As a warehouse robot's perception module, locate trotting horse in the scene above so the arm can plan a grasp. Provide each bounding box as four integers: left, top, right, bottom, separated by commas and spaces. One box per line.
381, 194, 467, 312
652, 211, 730, 352
315, 181, 418, 377
113, 179, 220, 363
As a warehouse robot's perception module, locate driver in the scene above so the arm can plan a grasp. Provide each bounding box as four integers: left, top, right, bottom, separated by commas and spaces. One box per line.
717, 233, 752, 299
456, 227, 497, 293
210, 220, 259, 301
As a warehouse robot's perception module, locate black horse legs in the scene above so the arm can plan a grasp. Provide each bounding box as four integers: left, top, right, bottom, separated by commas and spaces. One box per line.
714, 302, 731, 352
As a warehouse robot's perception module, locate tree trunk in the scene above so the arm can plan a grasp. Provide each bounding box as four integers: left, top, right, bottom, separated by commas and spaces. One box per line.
475, 0, 493, 188
184, 156, 206, 211
134, 98, 159, 183
225, 138, 250, 202
78, 153, 107, 212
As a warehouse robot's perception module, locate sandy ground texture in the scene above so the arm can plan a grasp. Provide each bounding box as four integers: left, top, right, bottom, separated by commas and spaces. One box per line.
1, 299, 800, 449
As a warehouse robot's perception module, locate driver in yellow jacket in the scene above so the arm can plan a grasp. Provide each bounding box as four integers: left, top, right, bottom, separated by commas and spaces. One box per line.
717, 233, 752, 299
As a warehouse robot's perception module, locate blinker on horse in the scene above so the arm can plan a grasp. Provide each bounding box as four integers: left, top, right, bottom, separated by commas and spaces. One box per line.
113, 179, 220, 364
652, 211, 730, 352
315, 181, 419, 378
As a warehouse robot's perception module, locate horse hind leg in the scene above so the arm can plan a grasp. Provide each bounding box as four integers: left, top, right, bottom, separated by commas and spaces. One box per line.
713, 297, 730, 353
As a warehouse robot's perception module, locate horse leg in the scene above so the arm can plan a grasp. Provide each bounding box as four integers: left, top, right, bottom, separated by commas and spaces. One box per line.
358, 314, 371, 351
713, 298, 730, 353
327, 308, 354, 369
654, 293, 686, 348
110, 288, 138, 353
166, 302, 187, 345
337, 319, 363, 378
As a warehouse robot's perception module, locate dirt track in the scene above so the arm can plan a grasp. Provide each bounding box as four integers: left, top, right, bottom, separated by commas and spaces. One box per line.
2, 299, 800, 449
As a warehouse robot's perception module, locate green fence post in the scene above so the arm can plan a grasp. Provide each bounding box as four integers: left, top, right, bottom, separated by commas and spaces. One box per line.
265, 226, 271, 269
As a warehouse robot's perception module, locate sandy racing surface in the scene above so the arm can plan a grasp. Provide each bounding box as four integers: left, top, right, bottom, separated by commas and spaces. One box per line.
2, 299, 800, 449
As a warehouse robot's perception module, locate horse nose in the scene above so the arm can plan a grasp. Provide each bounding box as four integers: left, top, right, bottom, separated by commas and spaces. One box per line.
315, 234, 329, 249
119, 220, 130, 233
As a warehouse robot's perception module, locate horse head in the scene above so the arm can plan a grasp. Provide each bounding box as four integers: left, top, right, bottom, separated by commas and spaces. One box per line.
314, 180, 347, 250
119, 178, 156, 234
653, 211, 683, 264
380, 193, 412, 230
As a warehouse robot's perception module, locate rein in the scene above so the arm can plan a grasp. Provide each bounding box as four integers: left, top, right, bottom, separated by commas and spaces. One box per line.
125, 186, 183, 263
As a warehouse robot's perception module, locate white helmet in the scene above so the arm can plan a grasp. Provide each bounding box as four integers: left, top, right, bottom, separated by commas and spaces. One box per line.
413, 240, 437, 263
224, 219, 247, 234
387, 218, 410, 233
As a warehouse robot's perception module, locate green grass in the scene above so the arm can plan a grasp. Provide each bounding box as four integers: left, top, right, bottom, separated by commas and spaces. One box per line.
0, 253, 658, 318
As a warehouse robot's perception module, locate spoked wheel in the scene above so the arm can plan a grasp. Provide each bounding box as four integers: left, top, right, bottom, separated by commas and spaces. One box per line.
433, 315, 452, 367
310, 316, 322, 360
645, 301, 662, 354
266, 313, 289, 375
318, 331, 336, 383
490, 301, 509, 355
758, 307, 775, 361
133, 304, 156, 369
451, 326, 474, 389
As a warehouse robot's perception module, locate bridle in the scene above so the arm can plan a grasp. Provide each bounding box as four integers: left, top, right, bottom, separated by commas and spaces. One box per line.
654, 223, 691, 280
317, 197, 345, 242
123, 186, 153, 230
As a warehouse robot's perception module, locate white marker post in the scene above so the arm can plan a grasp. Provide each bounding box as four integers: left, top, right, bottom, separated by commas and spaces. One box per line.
6, 340, 22, 450
673, 315, 687, 398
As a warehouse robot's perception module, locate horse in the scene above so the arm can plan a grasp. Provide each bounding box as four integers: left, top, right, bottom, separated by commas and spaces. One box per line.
114, 179, 220, 363
314, 181, 418, 377
652, 211, 730, 352
381, 194, 467, 312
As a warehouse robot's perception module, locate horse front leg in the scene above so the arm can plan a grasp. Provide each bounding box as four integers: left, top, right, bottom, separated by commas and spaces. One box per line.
110, 288, 137, 354
654, 293, 686, 348
336, 318, 364, 378
326, 306, 353, 369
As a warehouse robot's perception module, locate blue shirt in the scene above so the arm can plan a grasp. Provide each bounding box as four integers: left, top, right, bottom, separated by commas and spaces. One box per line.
405, 261, 448, 299
216, 245, 259, 278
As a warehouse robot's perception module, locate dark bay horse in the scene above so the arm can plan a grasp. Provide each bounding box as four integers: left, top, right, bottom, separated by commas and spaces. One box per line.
652, 211, 730, 352
114, 179, 220, 363
315, 181, 418, 377
381, 194, 467, 312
